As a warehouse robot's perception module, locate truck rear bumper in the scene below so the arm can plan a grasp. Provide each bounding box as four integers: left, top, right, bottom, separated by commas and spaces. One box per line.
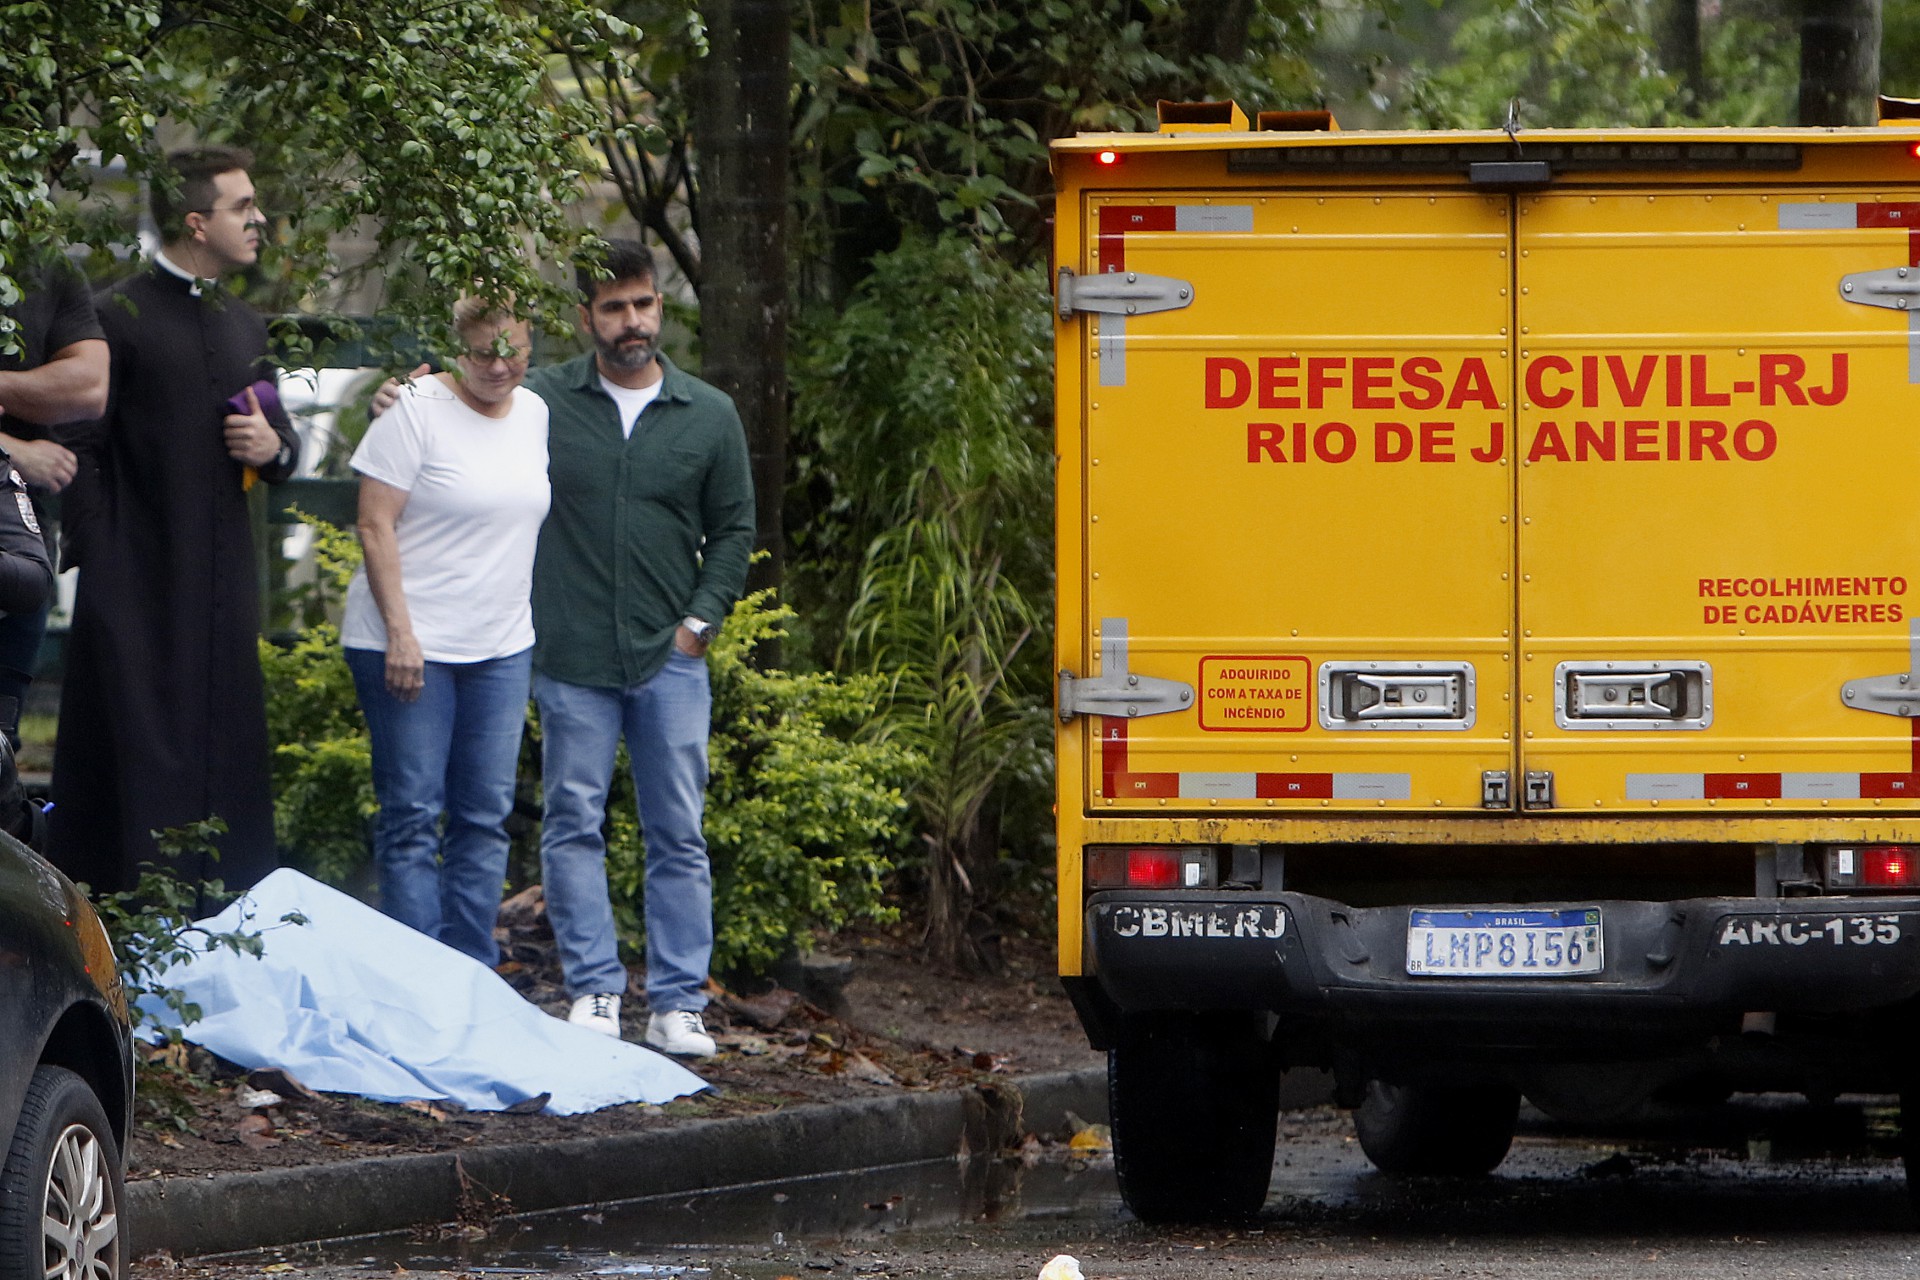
1083, 889, 1920, 1035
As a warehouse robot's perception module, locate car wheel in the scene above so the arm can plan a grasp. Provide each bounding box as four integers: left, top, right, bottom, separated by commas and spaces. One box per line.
1109, 1013, 1280, 1223
0, 1065, 123, 1280
1353, 1078, 1519, 1176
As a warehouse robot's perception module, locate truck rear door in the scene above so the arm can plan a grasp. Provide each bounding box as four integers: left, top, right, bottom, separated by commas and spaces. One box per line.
1071, 191, 1517, 812
1514, 187, 1920, 811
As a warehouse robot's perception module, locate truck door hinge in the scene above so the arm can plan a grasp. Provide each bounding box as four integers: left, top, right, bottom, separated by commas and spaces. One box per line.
1841, 620, 1920, 717
1058, 669, 1195, 724
1838, 265, 1920, 382
1055, 268, 1196, 320
1524, 771, 1556, 810
1840, 264, 1920, 313
1482, 770, 1511, 810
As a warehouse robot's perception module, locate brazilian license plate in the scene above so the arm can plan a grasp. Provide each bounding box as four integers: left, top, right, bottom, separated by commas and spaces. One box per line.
1405, 908, 1603, 977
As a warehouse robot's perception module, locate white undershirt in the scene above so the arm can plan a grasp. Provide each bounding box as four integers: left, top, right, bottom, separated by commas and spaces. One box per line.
599, 374, 663, 438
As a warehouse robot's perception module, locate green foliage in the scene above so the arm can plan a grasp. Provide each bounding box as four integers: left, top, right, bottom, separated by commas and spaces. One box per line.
261, 517, 374, 884
792, 0, 1334, 248
603, 589, 920, 974
1386, 0, 1809, 130
1, 0, 661, 361
91, 819, 306, 1037
790, 232, 1052, 965
1401, 0, 1680, 128
792, 232, 1052, 627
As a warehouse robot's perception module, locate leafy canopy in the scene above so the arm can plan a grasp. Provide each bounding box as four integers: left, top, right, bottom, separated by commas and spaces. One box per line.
1, 0, 657, 357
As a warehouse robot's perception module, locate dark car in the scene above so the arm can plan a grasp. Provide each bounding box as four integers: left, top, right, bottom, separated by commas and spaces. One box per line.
0, 834, 133, 1280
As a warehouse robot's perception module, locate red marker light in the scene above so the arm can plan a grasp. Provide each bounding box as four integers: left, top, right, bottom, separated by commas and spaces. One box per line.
1862, 845, 1920, 888
1095, 149, 1123, 167
1910, 142, 1920, 161
1127, 848, 1180, 888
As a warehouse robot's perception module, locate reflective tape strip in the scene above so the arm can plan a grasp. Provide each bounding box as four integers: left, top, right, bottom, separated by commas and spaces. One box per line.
1099, 312, 1127, 386
1179, 772, 1258, 799
1778, 203, 1858, 229
1627, 773, 1706, 800
1332, 773, 1412, 801
1782, 773, 1861, 800
1174, 205, 1253, 233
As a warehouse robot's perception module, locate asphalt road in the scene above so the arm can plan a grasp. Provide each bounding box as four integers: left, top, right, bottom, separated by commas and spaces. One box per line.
154, 1097, 1920, 1280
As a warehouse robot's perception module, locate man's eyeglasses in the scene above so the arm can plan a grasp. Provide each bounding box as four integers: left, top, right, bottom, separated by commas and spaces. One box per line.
195, 197, 265, 219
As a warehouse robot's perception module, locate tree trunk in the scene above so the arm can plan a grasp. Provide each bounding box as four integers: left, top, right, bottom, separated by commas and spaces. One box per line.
1798, 0, 1882, 126
686, 0, 792, 597
1656, 0, 1704, 111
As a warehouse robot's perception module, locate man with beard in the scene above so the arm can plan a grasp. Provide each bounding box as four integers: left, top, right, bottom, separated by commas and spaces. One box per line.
524, 240, 753, 1055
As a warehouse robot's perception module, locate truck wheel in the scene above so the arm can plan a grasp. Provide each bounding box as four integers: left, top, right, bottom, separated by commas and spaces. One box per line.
1353, 1078, 1519, 1176
1109, 1014, 1280, 1223
0, 1065, 124, 1280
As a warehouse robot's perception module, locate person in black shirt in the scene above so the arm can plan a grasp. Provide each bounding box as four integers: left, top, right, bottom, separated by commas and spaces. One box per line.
0, 261, 106, 746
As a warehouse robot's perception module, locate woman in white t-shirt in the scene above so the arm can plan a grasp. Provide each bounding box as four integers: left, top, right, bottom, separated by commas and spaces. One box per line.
341, 297, 550, 965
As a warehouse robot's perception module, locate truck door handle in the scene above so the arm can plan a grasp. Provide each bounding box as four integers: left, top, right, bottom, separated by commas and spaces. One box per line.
1318, 662, 1476, 731
1553, 661, 1713, 730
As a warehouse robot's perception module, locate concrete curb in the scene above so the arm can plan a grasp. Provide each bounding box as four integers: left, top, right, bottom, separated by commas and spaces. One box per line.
127, 1068, 1111, 1259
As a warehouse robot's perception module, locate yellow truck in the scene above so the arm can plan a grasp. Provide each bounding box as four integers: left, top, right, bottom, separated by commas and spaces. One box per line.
1052, 104, 1920, 1221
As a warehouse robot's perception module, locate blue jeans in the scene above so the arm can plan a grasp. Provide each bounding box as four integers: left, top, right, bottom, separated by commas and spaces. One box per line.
346, 646, 531, 966
535, 653, 712, 1010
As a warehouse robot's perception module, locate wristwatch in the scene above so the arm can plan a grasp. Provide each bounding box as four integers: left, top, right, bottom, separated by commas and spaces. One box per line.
683, 616, 717, 645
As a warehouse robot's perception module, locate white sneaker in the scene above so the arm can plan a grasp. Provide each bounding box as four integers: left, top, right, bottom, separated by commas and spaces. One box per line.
645, 1010, 716, 1058
568, 993, 622, 1037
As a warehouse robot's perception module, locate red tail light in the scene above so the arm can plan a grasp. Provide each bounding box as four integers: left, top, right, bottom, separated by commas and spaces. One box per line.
1862, 846, 1918, 888
1825, 845, 1920, 890
1086, 846, 1180, 888
1094, 149, 1124, 167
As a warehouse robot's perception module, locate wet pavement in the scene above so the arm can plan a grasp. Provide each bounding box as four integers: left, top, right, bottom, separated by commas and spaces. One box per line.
149, 1098, 1920, 1279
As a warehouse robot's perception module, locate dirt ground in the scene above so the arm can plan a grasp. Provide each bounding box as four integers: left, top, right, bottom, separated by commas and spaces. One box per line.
128, 894, 1103, 1182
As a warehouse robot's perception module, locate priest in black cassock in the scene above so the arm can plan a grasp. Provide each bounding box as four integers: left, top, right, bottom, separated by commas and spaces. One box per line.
51, 146, 299, 900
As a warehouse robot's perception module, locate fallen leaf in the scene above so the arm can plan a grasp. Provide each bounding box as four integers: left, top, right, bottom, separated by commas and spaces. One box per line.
236, 1114, 279, 1150
841, 1050, 896, 1086
1068, 1124, 1112, 1153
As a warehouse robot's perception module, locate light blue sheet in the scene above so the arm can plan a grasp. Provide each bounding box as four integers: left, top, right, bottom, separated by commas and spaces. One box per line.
140, 869, 707, 1115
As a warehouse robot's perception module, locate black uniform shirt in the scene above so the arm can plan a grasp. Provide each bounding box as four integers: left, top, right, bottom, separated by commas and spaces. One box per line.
0, 262, 106, 436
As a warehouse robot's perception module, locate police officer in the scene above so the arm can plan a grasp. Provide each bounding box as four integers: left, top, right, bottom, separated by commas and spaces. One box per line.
0, 457, 53, 619
0, 454, 52, 845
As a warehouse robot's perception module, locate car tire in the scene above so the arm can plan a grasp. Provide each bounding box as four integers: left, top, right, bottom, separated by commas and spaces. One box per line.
1353, 1078, 1519, 1177
1109, 1013, 1280, 1223
0, 1065, 124, 1280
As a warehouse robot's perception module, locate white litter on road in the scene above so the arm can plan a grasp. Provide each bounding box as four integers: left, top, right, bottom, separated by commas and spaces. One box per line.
139, 868, 708, 1115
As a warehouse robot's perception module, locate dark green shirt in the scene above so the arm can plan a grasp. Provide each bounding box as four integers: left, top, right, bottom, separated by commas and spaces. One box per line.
527, 352, 755, 688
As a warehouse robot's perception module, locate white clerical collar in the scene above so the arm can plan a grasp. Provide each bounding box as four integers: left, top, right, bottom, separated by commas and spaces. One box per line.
154, 249, 214, 297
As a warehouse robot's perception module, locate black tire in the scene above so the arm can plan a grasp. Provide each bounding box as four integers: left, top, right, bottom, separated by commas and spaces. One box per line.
0, 1065, 124, 1280
1108, 1014, 1280, 1223
1353, 1078, 1520, 1176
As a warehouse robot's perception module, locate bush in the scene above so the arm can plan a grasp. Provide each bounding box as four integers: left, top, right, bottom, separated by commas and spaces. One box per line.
603, 589, 922, 975
261, 518, 376, 884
